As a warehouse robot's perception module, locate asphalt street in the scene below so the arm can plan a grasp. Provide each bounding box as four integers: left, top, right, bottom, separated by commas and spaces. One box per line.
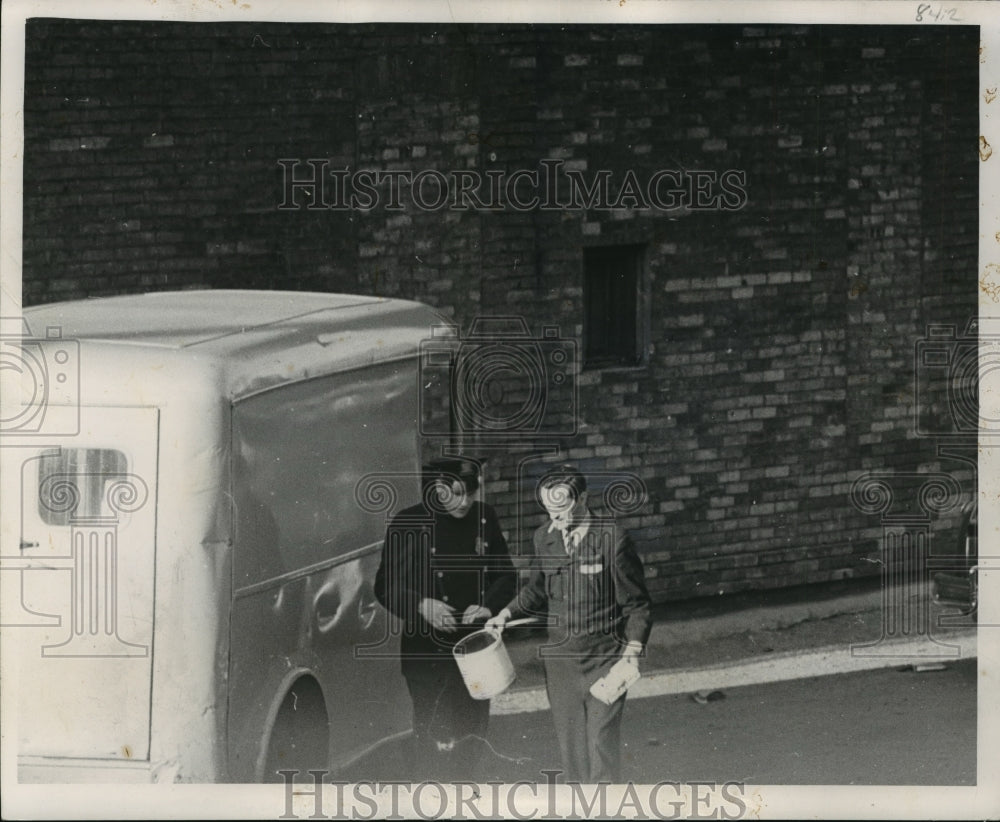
478, 658, 977, 786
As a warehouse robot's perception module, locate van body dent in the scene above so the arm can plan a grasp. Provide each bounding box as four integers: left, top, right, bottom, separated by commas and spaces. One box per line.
2, 290, 446, 782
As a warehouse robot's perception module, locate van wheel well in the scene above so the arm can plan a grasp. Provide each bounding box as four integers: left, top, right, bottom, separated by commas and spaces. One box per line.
263, 676, 330, 783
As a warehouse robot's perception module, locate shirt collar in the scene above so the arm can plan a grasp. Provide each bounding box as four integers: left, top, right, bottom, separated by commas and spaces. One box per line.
548, 513, 592, 550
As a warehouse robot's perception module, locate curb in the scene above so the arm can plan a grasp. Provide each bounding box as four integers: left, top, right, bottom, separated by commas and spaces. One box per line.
490, 628, 977, 715
648, 589, 885, 646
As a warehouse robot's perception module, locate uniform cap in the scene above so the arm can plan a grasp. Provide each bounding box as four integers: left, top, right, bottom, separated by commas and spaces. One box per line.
423, 456, 485, 481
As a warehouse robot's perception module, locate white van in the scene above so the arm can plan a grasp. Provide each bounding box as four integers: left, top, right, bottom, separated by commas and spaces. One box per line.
1, 290, 447, 782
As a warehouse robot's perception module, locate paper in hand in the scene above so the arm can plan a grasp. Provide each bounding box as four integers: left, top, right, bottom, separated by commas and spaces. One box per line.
589, 658, 641, 705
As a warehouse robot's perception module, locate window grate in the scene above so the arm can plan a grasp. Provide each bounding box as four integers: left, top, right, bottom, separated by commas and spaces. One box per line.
584, 244, 645, 367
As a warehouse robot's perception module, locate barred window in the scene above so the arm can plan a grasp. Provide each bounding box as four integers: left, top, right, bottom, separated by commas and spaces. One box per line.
584, 244, 645, 368
37, 448, 128, 526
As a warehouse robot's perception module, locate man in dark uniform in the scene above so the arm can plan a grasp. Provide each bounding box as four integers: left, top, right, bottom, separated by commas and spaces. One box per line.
374, 457, 516, 781
487, 464, 651, 783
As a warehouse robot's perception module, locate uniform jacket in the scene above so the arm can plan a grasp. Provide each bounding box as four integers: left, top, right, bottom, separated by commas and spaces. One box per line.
506, 507, 652, 656
374, 500, 516, 665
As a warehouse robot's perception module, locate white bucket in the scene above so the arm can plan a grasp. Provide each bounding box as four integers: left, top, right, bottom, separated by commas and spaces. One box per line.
452, 627, 515, 700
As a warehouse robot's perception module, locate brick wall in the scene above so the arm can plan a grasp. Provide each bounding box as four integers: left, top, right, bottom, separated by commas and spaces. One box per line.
21, 21, 979, 600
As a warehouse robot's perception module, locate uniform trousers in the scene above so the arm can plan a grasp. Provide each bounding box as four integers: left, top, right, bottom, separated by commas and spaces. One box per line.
403, 659, 490, 782
543, 652, 626, 783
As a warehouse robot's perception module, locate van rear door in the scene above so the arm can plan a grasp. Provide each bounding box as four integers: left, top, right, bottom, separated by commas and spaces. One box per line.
1, 406, 158, 763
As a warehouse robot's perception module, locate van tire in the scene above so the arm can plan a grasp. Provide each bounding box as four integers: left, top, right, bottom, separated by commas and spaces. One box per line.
263, 676, 330, 783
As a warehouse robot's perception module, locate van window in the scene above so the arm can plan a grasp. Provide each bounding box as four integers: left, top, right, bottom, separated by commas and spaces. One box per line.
232, 361, 421, 587
36, 448, 129, 526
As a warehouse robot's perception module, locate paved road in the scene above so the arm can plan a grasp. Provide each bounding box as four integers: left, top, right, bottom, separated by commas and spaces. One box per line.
477, 659, 976, 785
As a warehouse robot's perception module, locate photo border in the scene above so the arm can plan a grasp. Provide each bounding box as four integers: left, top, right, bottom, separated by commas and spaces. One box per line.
1, 1, 997, 819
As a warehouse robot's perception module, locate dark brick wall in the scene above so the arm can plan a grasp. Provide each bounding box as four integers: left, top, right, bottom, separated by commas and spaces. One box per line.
21, 21, 979, 600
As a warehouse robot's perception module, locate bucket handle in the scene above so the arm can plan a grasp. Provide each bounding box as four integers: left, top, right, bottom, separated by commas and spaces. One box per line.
458, 618, 539, 649
457, 618, 538, 653
492, 617, 538, 634
453, 620, 534, 657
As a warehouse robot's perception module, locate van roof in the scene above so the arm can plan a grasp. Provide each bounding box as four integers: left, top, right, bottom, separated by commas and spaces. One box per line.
22, 290, 452, 400
23, 290, 430, 349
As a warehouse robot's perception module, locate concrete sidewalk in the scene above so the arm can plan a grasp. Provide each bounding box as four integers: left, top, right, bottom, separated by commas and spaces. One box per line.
492, 578, 978, 715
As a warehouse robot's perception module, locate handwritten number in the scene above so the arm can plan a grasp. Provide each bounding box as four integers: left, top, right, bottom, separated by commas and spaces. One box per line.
916, 5, 961, 22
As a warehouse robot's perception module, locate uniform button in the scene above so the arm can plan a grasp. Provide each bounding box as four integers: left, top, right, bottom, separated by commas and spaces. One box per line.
442, 595, 449, 602
481, 519, 487, 525
431, 547, 436, 554
436, 571, 444, 578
